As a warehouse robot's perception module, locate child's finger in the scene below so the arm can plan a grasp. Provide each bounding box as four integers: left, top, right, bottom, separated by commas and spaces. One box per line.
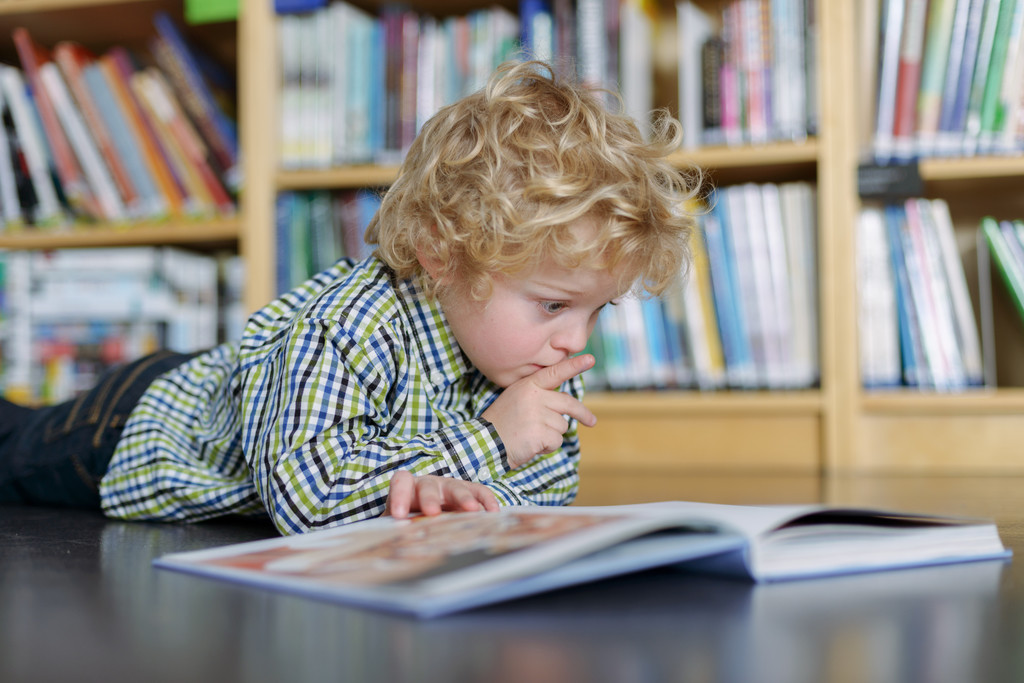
385, 470, 414, 518
533, 354, 595, 390
416, 477, 444, 516
549, 391, 597, 428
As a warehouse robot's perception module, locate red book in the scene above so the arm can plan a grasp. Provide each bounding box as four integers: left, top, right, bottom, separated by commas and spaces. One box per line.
12, 27, 99, 219
891, 0, 930, 159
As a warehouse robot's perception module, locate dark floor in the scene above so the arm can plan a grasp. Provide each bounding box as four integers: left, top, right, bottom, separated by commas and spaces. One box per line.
2, 476, 1024, 683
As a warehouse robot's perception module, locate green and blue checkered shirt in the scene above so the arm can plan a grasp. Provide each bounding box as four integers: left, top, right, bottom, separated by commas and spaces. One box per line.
100, 257, 582, 534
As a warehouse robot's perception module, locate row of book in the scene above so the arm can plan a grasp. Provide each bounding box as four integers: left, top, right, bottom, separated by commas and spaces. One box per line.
0, 13, 238, 229
275, 189, 381, 294
869, 0, 1024, 164
585, 181, 819, 391
677, 0, 817, 149
857, 199, 984, 390
0, 247, 243, 404
278, 3, 520, 168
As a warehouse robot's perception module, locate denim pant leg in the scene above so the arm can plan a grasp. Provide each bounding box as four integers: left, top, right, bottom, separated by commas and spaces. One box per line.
0, 350, 197, 508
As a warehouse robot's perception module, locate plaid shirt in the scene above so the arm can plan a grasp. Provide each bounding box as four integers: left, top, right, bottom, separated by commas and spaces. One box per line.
100, 257, 582, 534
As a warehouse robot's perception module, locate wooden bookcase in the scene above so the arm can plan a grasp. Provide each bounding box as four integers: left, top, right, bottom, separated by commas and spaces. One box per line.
3, 0, 1024, 476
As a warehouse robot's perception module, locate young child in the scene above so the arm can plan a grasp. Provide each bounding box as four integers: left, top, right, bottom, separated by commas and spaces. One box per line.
0, 60, 697, 535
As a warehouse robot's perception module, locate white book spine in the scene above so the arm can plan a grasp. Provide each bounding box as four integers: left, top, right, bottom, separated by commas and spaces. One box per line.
0, 67, 62, 225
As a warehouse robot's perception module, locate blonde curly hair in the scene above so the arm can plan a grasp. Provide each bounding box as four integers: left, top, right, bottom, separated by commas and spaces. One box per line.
366, 60, 699, 300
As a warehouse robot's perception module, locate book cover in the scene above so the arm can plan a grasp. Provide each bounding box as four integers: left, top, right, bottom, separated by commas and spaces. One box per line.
900, 198, 960, 389
771, 0, 808, 142
982, 216, 1024, 324
995, 0, 1024, 152
703, 192, 757, 388
39, 61, 126, 223
99, 49, 186, 217
884, 203, 928, 387
676, 0, 716, 148
927, 199, 985, 385
0, 84, 25, 229
939, 0, 988, 154
978, 0, 1024, 151
0, 66, 63, 227
874, 0, 908, 163
153, 502, 1009, 618
11, 27, 98, 220
620, 0, 654, 139
83, 62, 166, 220
857, 205, 902, 388
916, 0, 958, 153
134, 69, 235, 217
779, 181, 819, 387
961, 0, 1003, 154
906, 198, 969, 389
973, 0, 1016, 153
892, 0, 930, 161
935, 0, 976, 151
153, 11, 239, 188
53, 42, 141, 218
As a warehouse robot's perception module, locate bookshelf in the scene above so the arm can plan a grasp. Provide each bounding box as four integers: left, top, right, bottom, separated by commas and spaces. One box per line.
4, 0, 1024, 476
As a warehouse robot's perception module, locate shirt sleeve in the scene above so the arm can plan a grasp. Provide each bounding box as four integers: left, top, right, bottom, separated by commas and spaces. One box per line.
241, 318, 513, 535
483, 376, 582, 508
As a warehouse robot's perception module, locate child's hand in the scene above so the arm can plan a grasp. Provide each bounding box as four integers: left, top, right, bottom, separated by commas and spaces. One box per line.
481, 354, 597, 469
384, 470, 500, 519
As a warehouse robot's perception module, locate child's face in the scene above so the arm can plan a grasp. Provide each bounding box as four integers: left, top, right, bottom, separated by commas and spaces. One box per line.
438, 256, 623, 388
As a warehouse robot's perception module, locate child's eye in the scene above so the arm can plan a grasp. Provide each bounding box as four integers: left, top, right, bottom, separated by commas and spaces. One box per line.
540, 301, 568, 314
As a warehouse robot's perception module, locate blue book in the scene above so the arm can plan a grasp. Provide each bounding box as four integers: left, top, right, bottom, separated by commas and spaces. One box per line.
274, 0, 328, 14
883, 204, 926, 387
703, 193, 756, 388
153, 12, 239, 184
939, 0, 988, 151
83, 64, 165, 220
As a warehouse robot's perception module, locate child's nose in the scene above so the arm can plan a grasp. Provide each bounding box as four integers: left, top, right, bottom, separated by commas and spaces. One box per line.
553, 320, 589, 355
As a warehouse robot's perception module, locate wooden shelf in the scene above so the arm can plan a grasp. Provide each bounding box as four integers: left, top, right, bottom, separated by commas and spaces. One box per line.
274, 140, 821, 192
862, 388, 1024, 415
585, 390, 822, 415
919, 155, 1024, 181
0, 218, 240, 250
277, 165, 402, 190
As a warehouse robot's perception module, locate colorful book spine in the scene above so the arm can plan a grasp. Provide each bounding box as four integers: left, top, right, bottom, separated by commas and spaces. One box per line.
12, 27, 98, 219
153, 11, 239, 187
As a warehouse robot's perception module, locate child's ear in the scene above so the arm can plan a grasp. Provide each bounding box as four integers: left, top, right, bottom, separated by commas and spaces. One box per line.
416, 245, 444, 282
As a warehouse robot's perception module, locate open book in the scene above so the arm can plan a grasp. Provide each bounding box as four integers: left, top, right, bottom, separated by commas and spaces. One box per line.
153, 501, 1010, 618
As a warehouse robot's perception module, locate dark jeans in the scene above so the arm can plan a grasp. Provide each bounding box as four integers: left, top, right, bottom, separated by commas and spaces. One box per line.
0, 350, 196, 508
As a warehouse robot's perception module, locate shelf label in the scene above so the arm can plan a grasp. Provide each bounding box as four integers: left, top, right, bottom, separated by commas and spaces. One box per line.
857, 162, 924, 200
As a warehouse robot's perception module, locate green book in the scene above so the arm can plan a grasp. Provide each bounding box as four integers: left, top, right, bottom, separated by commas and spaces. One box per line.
981, 216, 1024, 324
185, 0, 238, 24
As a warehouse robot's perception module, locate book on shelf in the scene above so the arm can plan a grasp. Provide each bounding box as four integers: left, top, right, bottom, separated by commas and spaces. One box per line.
860, 200, 984, 390
274, 189, 381, 295
53, 41, 142, 219
0, 66, 64, 228
0, 81, 25, 230
679, 0, 814, 148
12, 27, 99, 221
981, 215, 1024, 325
586, 182, 819, 392
6, 23, 238, 226
153, 500, 1010, 618
873, 0, 1024, 161
857, 205, 902, 388
0, 247, 234, 403
676, 0, 716, 148
915, 0, 958, 155
152, 11, 239, 189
